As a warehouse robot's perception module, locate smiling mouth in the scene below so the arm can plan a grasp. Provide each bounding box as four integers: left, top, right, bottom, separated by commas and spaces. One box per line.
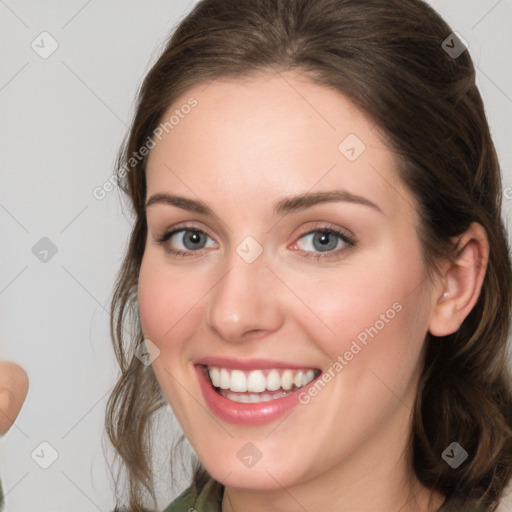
203, 365, 322, 403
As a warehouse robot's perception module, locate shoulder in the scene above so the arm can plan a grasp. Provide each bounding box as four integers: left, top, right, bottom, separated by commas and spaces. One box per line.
162, 478, 223, 512
162, 486, 196, 512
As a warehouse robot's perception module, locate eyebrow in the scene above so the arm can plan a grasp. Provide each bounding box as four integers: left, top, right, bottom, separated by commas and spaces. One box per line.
145, 189, 383, 216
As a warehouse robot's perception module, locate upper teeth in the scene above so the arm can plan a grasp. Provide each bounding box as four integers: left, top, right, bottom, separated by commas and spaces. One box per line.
207, 367, 317, 393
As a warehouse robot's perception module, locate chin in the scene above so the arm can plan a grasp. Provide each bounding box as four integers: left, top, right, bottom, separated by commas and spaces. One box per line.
199, 451, 312, 491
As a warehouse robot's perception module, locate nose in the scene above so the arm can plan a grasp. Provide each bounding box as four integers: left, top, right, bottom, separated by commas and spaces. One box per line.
205, 248, 283, 343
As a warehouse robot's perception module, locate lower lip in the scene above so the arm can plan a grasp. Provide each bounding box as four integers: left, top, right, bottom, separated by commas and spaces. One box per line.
196, 365, 318, 426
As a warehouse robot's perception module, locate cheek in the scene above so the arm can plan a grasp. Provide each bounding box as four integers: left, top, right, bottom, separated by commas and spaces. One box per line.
137, 255, 205, 421
290, 249, 426, 360
137, 255, 203, 346
138, 259, 168, 341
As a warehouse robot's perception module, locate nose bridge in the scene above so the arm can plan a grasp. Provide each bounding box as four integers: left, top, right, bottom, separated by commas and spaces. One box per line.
206, 241, 280, 342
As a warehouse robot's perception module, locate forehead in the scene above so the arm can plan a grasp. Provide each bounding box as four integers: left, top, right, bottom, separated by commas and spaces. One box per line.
146, 71, 416, 221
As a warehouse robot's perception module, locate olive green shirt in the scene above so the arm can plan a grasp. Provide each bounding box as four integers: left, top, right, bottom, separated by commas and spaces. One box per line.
162, 478, 488, 512
163, 478, 223, 512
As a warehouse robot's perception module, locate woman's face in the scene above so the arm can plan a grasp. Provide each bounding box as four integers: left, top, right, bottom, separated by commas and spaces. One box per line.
139, 71, 438, 491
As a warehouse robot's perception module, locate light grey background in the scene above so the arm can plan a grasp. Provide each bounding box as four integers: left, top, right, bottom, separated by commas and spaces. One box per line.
1, 1, 511, 511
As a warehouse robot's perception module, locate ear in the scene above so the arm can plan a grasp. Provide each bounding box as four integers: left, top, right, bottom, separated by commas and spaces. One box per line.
428, 222, 489, 337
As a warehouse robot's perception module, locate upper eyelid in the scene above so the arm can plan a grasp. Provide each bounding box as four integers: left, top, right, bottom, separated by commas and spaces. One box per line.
162, 222, 216, 240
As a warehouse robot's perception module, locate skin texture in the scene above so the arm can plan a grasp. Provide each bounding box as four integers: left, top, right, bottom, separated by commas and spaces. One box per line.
0, 362, 28, 436
138, 71, 488, 512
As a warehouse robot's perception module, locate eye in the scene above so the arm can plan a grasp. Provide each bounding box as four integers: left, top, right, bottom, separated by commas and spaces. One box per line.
291, 225, 356, 260
155, 226, 216, 257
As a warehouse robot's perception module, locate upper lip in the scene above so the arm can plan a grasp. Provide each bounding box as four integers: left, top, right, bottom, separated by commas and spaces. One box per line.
195, 356, 319, 371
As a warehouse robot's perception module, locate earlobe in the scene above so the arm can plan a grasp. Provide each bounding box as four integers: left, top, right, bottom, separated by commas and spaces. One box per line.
428, 223, 489, 337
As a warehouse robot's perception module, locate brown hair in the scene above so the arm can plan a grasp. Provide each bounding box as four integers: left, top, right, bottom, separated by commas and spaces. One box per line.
105, 0, 512, 510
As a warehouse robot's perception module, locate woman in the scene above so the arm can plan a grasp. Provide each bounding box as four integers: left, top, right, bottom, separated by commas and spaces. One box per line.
105, 0, 512, 510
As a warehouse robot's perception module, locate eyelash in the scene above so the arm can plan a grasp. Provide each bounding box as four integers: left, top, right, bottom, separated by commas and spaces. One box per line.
155, 223, 356, 261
